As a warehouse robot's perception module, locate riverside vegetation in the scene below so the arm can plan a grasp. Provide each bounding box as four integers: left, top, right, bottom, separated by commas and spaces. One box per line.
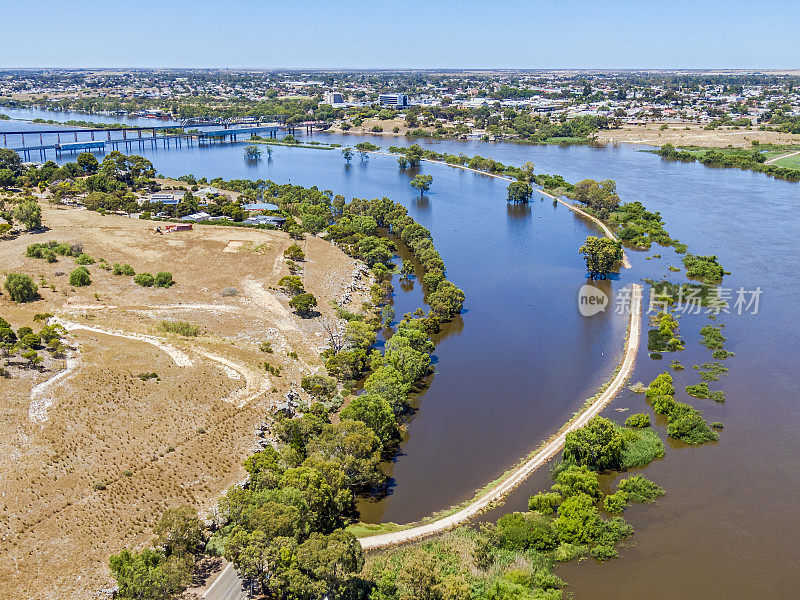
105, 171, 465, 598
657, 143, 800, 182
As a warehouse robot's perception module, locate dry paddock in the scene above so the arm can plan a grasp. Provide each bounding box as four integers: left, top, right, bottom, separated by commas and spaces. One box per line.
0, 205, 368, 599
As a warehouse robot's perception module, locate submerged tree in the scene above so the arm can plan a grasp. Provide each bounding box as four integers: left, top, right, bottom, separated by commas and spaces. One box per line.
341, 147, 354, 163
410, 174, 433, 197
507, 181, 533, 203
579, 236, 623, 279
243, 145, 262, 160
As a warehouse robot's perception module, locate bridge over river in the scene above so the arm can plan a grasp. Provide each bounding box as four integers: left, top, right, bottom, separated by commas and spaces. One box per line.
3, 117, 329, 160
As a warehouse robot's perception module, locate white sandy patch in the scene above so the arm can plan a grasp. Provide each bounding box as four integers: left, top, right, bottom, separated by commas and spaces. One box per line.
223, 240, 245, 253
241, 277, 299, 335
61, 303, 118, 310
270, 251, 285, 277
29, 351, 81, 423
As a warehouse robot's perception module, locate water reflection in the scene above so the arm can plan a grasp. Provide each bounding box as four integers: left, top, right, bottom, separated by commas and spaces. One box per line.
506, 202, 532, 220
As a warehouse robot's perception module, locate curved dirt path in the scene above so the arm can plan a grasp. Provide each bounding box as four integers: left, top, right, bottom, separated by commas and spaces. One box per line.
53, 318, 193, 366
49, 318, 270, 408
359, 283, 642, 549
192, 347, 272, 407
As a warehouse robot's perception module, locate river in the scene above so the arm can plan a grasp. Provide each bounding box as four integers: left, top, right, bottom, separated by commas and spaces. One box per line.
2, 108, 799, 599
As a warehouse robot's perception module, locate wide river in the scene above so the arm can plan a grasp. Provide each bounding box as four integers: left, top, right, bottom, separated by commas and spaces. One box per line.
2, 108, 799, 599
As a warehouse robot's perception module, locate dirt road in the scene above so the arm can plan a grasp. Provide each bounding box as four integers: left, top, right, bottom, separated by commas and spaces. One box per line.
359, 283, 642, 549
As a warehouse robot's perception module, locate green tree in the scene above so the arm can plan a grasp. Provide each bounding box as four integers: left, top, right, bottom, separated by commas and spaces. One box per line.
153, 506, 204, 557
284, 244, 305, 261
289, 292, 318, 316
306, 420, 385, 489
77, 152, 99, 173
4, 273, 38, 302
22, 349, 42, 369
507, 181, 533, 203
553, 493, 603, 545
279, 275, 305, 296
69, 266, 91, 287
244, 145, 262, 160
109, 548, 191, 600
552, 464, 601, 499
410, 174, 433, 197
0, 168, 16, 188
0, 148, 21, 173
563, 416, 625, 471
579, 236, 623, 279
341, 147, 354, 163
340, 393, 400, 451
573, 179, 620, 218
13, 200, 42, 230
427, 280, 465, 320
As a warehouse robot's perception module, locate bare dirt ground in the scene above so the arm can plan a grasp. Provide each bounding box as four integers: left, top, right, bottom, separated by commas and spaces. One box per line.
595, 123, 800, 148
0, 206, 368, 599
328, 118, 436, 138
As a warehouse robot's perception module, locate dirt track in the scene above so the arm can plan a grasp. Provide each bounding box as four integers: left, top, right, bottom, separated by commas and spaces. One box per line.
353, 156, 639, 549
359, 284, 641, 549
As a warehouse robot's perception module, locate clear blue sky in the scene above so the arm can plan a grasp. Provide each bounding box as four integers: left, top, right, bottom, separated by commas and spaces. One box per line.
2, 0, 799, 69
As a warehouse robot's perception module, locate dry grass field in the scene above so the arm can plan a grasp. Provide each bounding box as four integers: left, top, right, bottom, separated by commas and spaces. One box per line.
0, 205, 369, 599
595, 123, 800, 148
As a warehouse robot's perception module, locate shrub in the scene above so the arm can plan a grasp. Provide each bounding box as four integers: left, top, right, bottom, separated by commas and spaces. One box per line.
75, 253, 95, 265
590, 544, 618, 562
4, 273, 38, 302
496, 511, 559, 551
134, 273, 155, 287
284, 244, 305, 261
159, 321, 199, 336
682, 254, 727, 283
625, 413, 651, 428
301, 374, 338, 398
69, 267, 91, 287
113, 263, 135, 276
603, 491, 628, 514
553, 543, 589, 562
617, 475, 665, 503
621, 427, 665, 468
154, 272, 173, 287
221, 287, 238, 297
